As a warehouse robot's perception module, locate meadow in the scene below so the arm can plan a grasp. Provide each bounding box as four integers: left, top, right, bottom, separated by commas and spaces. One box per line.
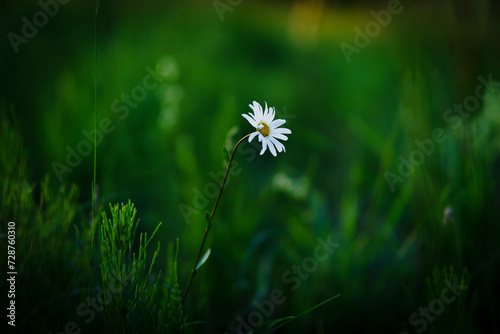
1, 1, 500, 333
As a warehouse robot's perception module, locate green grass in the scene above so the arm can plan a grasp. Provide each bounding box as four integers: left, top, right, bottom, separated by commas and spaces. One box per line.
1, 1, 500, 333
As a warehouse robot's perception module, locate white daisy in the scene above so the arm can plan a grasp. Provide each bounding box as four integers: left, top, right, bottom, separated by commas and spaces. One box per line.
242, 101, 291, 157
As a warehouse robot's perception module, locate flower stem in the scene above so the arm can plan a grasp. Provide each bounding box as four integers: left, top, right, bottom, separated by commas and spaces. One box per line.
183, 133, 251, 303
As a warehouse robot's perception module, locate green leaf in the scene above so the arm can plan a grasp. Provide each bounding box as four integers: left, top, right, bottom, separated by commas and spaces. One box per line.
222, 146, 230, 164
255, 316, 295, 332
195, 248, 211, 271
255, 294, 341, 333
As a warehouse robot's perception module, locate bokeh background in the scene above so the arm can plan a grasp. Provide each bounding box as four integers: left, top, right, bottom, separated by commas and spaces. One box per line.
1, 0, 500, 333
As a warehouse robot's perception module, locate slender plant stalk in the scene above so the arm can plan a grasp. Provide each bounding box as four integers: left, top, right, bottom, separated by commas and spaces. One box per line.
89, 0, 100, 300
93, 3, 98, 215
183, 133, 251, 303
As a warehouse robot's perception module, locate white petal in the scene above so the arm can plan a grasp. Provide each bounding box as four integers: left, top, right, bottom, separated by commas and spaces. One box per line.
269, 106, 275, 121
268, 136, 284, 152
250, 101, 263, 120
260, 139, 268, 155
263, 101, 269, 120
269, 119, 286, 129
263, 105, 274, 123
268, 140, 277, 156
273, 127, 291, 135
248, 131, 259, 142
270, 132, 288, 141
246, 112, 257, 121
242, 113, 258, 127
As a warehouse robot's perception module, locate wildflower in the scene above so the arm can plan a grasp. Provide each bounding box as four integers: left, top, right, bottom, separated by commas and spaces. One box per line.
185, 101, 292, 302
242, 101, 292, 157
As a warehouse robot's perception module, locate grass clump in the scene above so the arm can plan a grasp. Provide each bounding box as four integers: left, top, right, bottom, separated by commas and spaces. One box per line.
99, 201, 162, 333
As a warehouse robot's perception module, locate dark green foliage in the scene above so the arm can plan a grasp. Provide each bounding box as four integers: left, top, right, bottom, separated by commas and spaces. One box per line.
255, 294, 341, 333
2, 2, 500, 333
424, 266, 477, 334
99, 201, 162, 333
0, 113, 186, 333
0, 113, 90, 333
164, 239, 187, 333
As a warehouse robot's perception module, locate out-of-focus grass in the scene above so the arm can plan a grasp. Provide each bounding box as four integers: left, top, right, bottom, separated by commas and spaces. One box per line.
1, 0, 500, 333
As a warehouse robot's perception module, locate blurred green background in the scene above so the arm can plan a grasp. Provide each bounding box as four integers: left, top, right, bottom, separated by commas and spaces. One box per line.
1, 0, 500, 333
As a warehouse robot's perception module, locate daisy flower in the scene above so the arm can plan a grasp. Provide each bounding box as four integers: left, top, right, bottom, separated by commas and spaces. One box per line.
242, 101, 292, 157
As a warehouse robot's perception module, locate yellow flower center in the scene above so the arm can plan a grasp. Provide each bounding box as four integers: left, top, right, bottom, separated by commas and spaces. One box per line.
258, 122, 270, 137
